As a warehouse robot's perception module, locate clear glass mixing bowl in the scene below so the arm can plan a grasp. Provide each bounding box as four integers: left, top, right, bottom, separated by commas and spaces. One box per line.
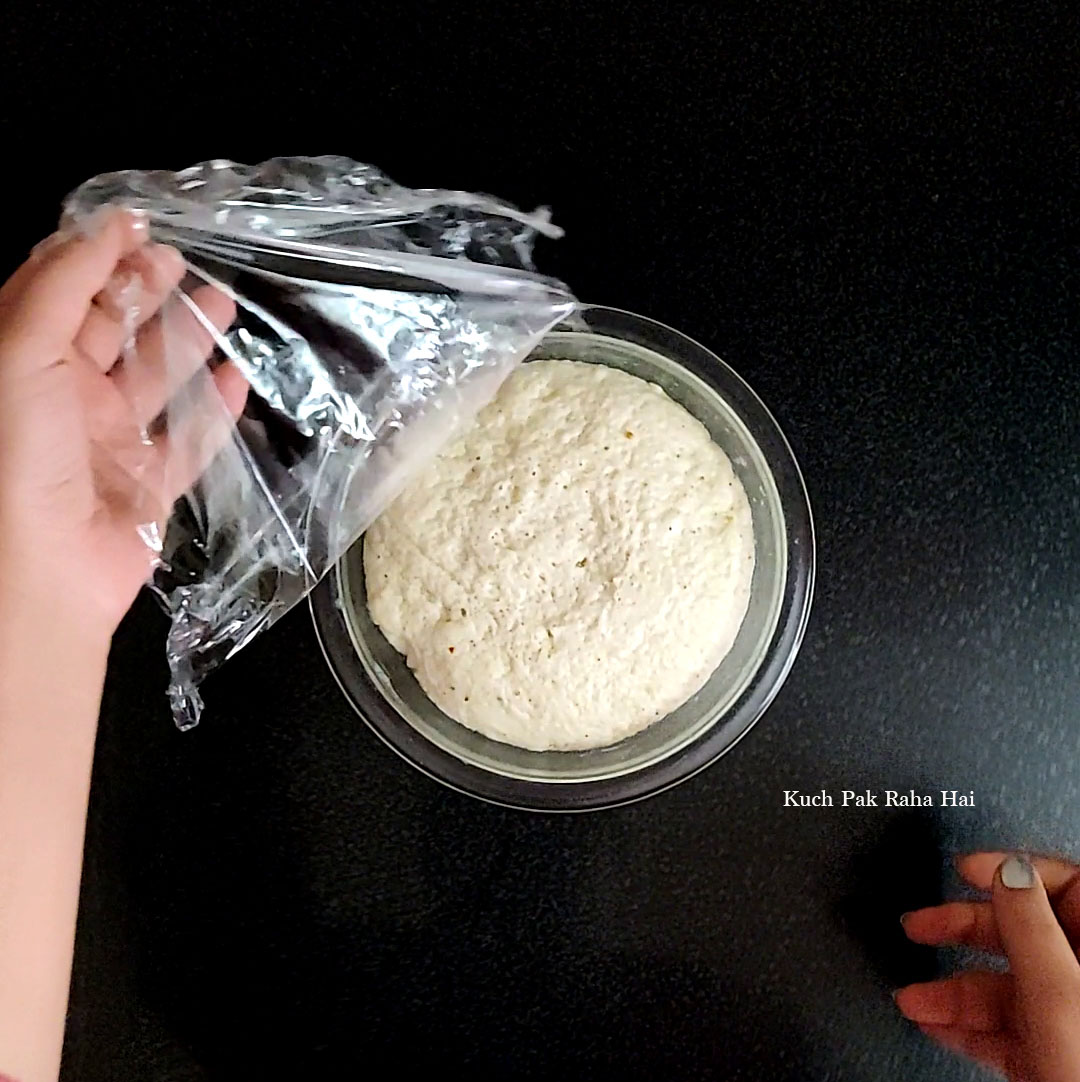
311, 305, 814, 810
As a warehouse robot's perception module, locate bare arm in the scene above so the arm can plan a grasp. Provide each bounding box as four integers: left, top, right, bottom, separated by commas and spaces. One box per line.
0, 599, 109, 1081
0, 212, 244, 1082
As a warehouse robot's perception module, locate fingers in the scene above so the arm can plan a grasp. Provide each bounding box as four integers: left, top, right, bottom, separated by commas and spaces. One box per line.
87, 359, 248, 559
110, 285, 236, 426
0, 210, 149, 369
959, 851, 1080, 948
211, 361, 250, 425
154, 361, 248, 509
917, 1025, 1016, 1078
901, 855, 1080, 1079
895, 971, 1012, 1031
1053, 879, 1080, 953
904, 853, 1080, 954
902, 901, 1002, 954
992, 855, 1080, 1079
73, 243, 186, 372
958, 852, 1080, 897
896, 968, 1019, 1077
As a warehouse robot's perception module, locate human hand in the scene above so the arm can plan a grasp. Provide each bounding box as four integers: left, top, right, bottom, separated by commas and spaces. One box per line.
897, 852, 1080, 1081
0, 210, 247, 637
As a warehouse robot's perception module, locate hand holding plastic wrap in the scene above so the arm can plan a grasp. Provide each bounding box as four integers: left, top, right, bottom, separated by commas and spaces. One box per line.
63, 157, 575, 728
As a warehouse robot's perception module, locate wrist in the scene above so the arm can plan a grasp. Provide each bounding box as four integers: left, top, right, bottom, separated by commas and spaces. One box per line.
0, 568, 114, 671
0, 539, 120, 648
0, 593, 110, 748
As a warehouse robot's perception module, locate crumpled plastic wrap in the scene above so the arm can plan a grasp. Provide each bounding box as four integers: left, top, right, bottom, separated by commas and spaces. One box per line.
64, 156, 575, 728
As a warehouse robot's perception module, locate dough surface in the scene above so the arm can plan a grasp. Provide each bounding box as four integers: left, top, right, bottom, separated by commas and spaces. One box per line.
364, 358, 755, 751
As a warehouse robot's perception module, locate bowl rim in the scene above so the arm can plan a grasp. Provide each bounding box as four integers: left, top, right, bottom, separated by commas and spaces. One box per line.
310, 305, 815, 812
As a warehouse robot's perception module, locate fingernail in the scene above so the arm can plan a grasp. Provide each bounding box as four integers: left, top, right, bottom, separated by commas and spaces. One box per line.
899, 911, 912, 928
1000, 854, 1036, 889
127, 208, 150, 234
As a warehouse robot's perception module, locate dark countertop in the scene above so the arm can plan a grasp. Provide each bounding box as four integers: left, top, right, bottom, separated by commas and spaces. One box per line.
4, 4, 1078, 1080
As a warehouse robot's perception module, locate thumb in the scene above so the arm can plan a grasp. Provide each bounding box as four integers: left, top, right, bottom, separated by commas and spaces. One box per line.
993, 854, 1080, 1082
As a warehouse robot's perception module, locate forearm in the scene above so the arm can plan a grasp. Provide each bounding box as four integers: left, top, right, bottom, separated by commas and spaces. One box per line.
0, 586, 109, 1082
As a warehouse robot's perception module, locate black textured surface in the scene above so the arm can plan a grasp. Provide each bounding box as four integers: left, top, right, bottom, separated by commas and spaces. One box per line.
4, 3, 1079, 1080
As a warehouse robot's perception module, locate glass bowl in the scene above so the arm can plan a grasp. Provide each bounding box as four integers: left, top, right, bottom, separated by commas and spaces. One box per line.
310, 305, 814, 811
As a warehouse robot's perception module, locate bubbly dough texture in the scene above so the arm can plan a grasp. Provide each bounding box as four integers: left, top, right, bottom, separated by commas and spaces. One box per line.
364, 359, 755, 751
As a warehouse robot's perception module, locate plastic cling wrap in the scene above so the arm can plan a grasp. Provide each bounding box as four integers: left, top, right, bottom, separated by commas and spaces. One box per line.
64, 157, 575, 728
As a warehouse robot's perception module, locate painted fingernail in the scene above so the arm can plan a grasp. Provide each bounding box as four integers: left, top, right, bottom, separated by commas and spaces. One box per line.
1000, 854, 1036, 890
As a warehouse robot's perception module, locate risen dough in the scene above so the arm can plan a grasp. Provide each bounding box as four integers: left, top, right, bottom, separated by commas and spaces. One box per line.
364, 359, 755, 751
